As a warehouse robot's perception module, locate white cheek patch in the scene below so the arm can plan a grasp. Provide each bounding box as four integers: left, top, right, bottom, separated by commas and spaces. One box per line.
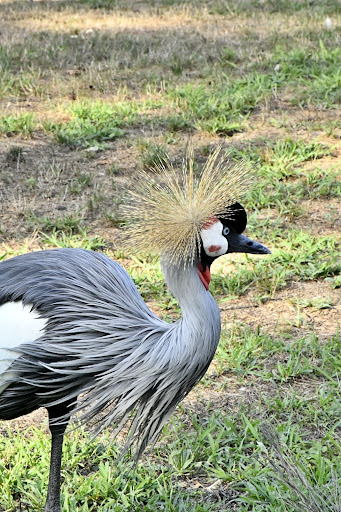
200, 219, 228, 257
0, 301, 47, 394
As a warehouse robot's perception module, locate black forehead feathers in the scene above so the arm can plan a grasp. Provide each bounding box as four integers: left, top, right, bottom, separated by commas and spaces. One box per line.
218, 202, 247, 234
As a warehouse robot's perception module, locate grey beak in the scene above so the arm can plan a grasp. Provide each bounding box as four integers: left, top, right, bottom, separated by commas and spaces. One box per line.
228, 233, 271, 255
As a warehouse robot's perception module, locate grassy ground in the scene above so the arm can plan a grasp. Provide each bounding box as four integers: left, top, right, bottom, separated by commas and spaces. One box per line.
0, 0, 341, 510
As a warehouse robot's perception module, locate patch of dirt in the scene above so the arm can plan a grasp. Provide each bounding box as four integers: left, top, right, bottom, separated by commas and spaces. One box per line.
0, 136, 133, 242
220, 280, 341, 338
0, 407, 49, 436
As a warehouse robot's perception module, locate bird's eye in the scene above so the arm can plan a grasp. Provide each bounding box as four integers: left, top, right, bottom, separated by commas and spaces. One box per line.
222, 226, 230, 236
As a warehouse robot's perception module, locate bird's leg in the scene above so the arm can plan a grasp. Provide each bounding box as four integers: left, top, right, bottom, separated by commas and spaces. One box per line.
44, 405, 70, 512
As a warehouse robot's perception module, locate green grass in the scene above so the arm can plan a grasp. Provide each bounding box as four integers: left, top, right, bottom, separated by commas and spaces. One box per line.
224, 139, 340, 213
167, 73, 276, 134
2, 329, 340, 511
272, 41, 341, 108
138, 140, 168, 169
44, 99, 164, 146
0, 70, 43, 98
1, 0, 341, 510
214, 326, 341, 384
41, 230, 106, 251
26, 213, 84, 234
0, 113, 37, 137
44, 101, 128, 146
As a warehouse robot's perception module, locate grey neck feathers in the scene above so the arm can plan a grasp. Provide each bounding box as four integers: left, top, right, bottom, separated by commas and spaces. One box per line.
161, 257, 221, 349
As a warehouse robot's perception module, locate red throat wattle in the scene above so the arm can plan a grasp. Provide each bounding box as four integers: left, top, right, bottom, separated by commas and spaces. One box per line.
198, 262, 211, 291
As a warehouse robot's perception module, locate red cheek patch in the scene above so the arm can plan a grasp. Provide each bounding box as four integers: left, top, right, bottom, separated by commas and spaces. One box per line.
208, 245, 222, 253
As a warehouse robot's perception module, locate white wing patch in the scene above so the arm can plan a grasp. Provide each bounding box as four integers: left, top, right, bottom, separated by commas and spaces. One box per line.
0, 301, 47, 394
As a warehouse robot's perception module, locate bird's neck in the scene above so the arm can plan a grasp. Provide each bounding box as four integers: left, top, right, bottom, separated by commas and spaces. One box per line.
161, 258, 221, 343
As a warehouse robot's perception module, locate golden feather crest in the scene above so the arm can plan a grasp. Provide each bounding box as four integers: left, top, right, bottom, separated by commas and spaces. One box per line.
122, 145, 251, 265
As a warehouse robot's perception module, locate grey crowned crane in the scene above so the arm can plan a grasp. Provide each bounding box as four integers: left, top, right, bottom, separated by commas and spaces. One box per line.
0, 148, 270, 512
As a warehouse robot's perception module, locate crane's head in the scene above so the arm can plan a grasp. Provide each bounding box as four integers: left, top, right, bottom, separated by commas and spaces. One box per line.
198, 202, 270, 290
122, 145, 270, 273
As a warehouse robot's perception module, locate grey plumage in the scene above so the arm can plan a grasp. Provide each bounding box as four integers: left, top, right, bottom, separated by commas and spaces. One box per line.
0, 248, 220, 456
0, 150, 271, 512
